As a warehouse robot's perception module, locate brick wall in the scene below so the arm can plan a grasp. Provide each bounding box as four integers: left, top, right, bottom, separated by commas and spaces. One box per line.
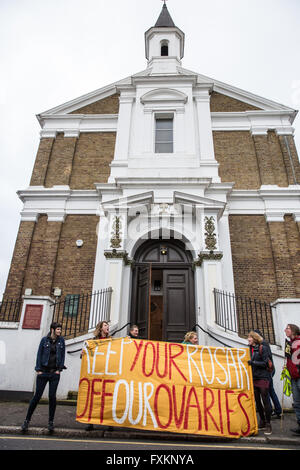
268, 221, 296, 298
4, 92, 119, 300
229, 215, 279, 302
44, 133, 77, 187
213, 130, 299, 189
229, 214, 300, 302
31, 132, 116, 189
70, 93, 119, 114
4, 215, 99, 299
210, 92, 261, 112
213, 131, 261, 189
278, 135, 300, 185
268, 131, 289, 187
284, 214, 300, 297
51, 215, 99, 295
30, 93, 119, 189
30, 138, 55, 186
3, 221, 36, 299
69, 132, 116, 189
22, 215, 49, 295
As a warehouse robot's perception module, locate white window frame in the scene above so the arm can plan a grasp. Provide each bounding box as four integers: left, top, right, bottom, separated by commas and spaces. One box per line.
154, 112, 174, 154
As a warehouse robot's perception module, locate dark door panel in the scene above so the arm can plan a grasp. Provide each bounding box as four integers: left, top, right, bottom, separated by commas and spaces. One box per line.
131, 239, 195, 343
163, 269, 192, 343
131, 265, 150, 339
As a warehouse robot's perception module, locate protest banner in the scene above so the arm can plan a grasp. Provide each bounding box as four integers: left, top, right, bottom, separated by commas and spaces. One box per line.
76, 337, 258, 438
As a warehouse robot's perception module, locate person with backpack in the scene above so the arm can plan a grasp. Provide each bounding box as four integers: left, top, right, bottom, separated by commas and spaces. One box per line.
254, 329, 282, 419
248, 330, 273, 435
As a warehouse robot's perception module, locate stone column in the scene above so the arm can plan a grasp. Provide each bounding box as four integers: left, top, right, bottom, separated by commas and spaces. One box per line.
194, 88, 215, 161
113, 93, 134, 162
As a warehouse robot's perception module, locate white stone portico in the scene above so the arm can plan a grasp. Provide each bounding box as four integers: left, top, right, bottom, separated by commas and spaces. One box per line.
91, 177, 235, 343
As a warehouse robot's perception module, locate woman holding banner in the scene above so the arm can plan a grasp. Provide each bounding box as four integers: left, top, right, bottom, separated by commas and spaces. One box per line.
182, 331, 198, 345
85, 320, 110, 431
248, 330, 272, 436
94, 321, 110, 339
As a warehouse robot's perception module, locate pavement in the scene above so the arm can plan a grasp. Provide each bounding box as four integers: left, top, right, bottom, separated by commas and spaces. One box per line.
0, 399, 300, 446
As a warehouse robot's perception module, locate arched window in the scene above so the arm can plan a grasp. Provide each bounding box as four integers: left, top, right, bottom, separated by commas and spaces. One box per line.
161, 41, 169, 56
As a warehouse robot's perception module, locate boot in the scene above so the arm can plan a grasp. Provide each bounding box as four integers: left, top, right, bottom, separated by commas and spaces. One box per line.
21, 420, 30, 433
264, 423, 272, 435
48, 421, 55, 433
290, 426, 300, 435
85, 423, 94, 431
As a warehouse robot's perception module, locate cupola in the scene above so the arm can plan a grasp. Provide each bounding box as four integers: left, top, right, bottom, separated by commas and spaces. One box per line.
144, 3, 185, 74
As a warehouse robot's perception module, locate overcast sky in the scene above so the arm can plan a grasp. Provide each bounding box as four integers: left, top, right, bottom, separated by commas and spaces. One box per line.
1, 0, 300, 297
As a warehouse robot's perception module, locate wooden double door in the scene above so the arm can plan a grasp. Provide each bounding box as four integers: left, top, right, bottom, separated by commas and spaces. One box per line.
130, 240, 195, 343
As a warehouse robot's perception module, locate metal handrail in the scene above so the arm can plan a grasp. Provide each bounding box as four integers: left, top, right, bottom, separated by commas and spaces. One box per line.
213, 289, 277, 345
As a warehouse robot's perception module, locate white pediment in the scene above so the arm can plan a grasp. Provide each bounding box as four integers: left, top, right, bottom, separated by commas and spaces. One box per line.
101, 191, 154, 212
140, 88, 188, 105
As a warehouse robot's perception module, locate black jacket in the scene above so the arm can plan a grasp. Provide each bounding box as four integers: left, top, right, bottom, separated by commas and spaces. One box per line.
249, 343, 271, 381
35, 334, 66, 372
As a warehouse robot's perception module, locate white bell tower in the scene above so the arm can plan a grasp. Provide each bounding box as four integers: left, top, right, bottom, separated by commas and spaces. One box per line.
144, 2, 185, 74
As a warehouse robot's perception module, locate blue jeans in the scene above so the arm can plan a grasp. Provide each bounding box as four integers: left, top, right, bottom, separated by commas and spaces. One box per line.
26, 372, 60, 422
268, 377, 282, 415
291, 378, 300, 426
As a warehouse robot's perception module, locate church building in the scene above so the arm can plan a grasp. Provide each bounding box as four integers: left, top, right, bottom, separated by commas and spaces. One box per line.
1, 4, 300, 399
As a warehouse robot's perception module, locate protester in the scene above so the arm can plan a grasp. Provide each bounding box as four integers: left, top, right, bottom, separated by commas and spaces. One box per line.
85, 320, 110, 431
94, 320, 110, 339
254, 329, 282, 419
128, 324, 140, 339
248, 330, 272, 435
182, 331, 198, 345
21, 322, 66, 433
284, 323, 300, 435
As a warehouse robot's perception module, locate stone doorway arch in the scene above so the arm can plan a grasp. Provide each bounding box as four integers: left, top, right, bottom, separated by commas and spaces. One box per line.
130, 238, 195, 342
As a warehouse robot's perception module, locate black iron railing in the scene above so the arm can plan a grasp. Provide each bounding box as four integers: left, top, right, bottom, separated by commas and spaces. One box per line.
213, 289, 277, 345
51, 288, 113, 339
0, 297, 23, 322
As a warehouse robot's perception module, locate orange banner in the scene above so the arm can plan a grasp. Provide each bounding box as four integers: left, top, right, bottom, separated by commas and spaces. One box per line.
76, 337, 258, 438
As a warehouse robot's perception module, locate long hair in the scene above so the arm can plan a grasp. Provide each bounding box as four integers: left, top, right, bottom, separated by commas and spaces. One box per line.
248, 330, 263, 345
287, 324, 300, 337
184, 331, 197, 343
94, 321, 109, 339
